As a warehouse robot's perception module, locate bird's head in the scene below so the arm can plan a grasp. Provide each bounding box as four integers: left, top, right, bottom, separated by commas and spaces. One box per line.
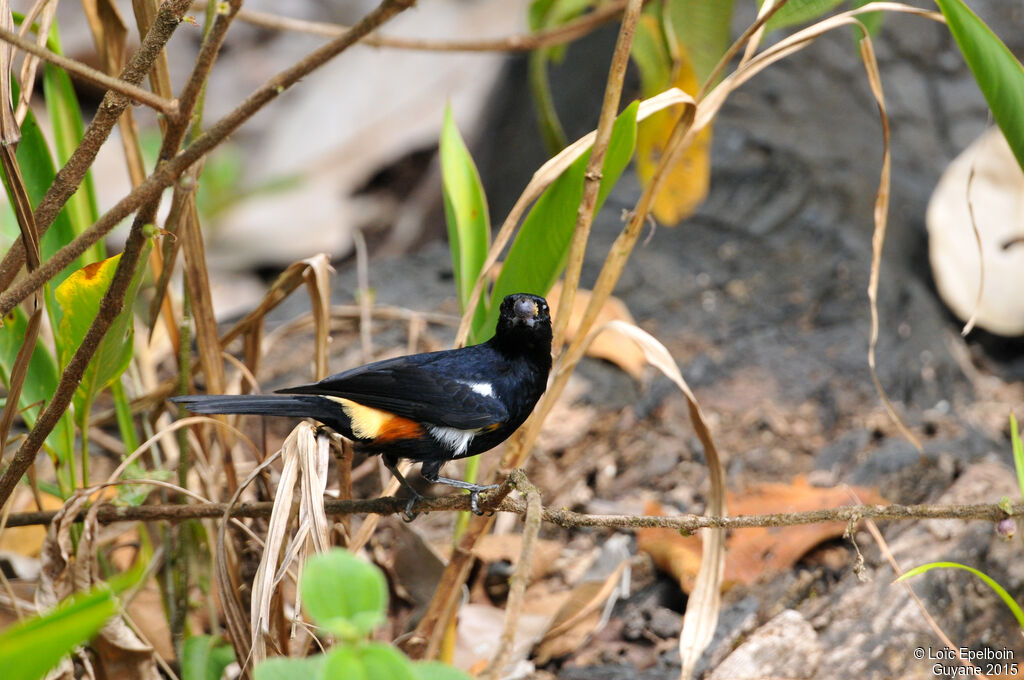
493, 293, 552, 355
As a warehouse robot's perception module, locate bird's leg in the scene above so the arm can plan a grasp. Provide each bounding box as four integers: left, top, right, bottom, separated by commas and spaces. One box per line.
421, 462, 499, 516
382, 456, 425, 521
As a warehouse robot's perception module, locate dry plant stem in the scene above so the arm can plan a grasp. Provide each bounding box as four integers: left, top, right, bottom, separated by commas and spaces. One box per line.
552, 0, 642, 353
859, 32, 924, 454
0, 26, 177, 115
481, 471, 542, 680
4, 496, 1021, 530
0, 0, 417, 318
0, 0, 193, 292
205, 0, 643, 52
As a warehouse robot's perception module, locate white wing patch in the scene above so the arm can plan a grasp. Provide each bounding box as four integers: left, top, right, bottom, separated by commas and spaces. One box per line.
461, 381, 495, 398
428, 425, 476, 458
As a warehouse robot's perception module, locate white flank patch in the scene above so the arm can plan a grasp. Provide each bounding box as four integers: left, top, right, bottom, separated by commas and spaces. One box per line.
428, 425, 475, 458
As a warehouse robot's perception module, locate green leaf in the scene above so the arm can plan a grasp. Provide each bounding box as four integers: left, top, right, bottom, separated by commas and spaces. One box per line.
896, 561, 1024, 630
360, 643, 417, 680
757, 0, 845, 32
414, 661, 475, 680
934, 0, 1024, 172
182, 635, 235, 680
6, 90, 86, 291
0, 586, 117, 680
255, 656, 326, 680
631, 12, 673, 98
440, 105, 490, 328
301, 549, 388, 641
55, 243, 149, 422
0, 307, 75, 485
43, 61, 100, 235
664, 0, 735, 86
321, 647, 366, 680
473, 101, 639, 342
1011, 413, 1024, 504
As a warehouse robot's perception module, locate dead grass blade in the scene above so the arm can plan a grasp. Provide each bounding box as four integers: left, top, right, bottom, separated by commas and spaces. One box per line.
301, 253, 334, 379
250, 423, 330, 663
858, 24, 925, 453
591, 321, 726, 679
13, 0, 57, 125
130, 0, 174, 100
0, 2, 18, 145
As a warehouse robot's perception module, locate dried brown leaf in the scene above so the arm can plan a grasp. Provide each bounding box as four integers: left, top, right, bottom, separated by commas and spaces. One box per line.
638, 478, 888, 591
548, 282, 645, 379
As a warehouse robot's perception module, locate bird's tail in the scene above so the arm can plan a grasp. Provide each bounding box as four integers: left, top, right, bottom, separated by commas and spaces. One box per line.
170, 394, 352, 437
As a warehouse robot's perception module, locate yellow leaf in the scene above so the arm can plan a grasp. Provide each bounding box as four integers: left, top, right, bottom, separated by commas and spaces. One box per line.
635, 50, 712, 226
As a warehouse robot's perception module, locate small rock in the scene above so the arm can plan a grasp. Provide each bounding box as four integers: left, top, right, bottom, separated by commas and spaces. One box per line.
709, 609, 823, 680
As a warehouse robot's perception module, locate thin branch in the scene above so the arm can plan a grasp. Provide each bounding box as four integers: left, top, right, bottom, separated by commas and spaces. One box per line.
195, 0, 641, 52
3, 494, 1020, 530
0, 25, 178, 114
0, 0, 417, 319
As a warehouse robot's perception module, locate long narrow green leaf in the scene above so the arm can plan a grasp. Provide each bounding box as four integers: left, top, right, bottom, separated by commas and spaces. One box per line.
439, 105, 489, 322
0, 587, 117, 680
473, 101, 639, 342
934, 0, 1024, 171
43, 63, 102, 241
897, 561, 1024, 629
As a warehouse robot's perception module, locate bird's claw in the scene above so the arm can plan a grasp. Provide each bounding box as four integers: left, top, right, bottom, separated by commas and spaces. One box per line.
401, 494, 424, 522
469, 483, 501, 516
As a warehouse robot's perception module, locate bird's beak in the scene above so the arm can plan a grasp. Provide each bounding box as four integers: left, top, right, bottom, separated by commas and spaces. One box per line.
513, 297, 539, 327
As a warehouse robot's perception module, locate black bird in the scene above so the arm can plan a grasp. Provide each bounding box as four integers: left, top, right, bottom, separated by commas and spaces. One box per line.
172, 293, 551, 517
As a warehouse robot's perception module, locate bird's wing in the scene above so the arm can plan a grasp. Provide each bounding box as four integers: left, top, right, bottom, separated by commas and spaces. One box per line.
277, 350, 508, 430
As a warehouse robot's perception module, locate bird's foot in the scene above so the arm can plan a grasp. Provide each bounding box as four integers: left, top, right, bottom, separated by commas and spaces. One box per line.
466, 483, 501, 515
424, 474, 501, 515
